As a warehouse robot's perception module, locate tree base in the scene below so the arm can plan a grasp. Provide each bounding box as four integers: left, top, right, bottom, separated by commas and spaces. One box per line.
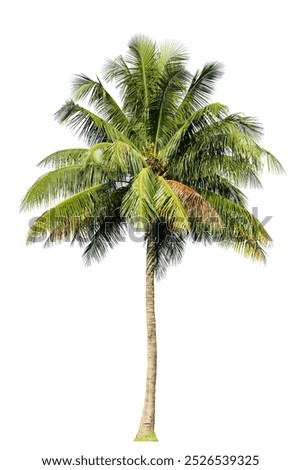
134, 431, 158, 442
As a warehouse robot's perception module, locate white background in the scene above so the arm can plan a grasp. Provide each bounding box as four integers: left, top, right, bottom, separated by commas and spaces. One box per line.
1, 1, 300, 469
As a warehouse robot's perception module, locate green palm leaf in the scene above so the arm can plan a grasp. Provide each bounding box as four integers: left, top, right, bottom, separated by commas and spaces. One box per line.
146, 224, 187, 280
55, 100, 128, 145
85, 141, 146, 176
81, 216, 126, 266
157, 40, 189, 71
120, 167, 158, 228
160, 102, 229, 162
196, 175, 248, 207
102, 54, 131, 93
262, 148, 285, 174
152, 66, 190, 152
166, 180, 221, 225
71, 74, 129, 130
27, 184, 108, 244
154, 177, 190, 233
126, 34, 158, 114
177, 61, 224, 118
21, 164, 104, 211
199, 190, 272, 262
38, 148, 89, 169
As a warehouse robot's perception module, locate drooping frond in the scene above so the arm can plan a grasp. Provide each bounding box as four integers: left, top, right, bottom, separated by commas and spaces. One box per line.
163, 180, 222, 245
102, 54, 131, 92
146, 224, 187, 280
200, 153, 263, 189
71, 74, 129, 130
160, 102, 229, 162
86, 141, 146, 176
21, 164, 103, 211
166, 180, 221, 225
45, 186, 126, 249
224, 114, 263, 142
120, 167, 158, 228
162, 108, 261, 174
230, 238, 268, 263
81, 216, 126, 266
26, 184, 109, 244
165, 113, 270, 188
199, 190, 272, 262
204, 191, 271, 242
38, 148, 89, 169
195, 175, 248, 207
54, 100, 128, 145
262, 148, 285, 174
177, 61, 224, 118
154, 177, 190, 233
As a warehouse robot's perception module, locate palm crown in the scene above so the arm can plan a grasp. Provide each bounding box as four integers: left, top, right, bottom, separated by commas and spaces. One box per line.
21, 35, 283, 441
22, 35, 282, 274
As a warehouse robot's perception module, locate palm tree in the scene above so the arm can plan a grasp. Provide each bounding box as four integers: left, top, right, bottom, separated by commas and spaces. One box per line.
21, 35, 283, 441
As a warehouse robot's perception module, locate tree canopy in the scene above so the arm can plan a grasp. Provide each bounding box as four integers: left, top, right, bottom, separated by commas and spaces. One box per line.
21, 35, 284, 278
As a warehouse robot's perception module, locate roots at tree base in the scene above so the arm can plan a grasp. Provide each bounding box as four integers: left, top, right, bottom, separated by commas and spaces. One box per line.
134, 431, 158, 442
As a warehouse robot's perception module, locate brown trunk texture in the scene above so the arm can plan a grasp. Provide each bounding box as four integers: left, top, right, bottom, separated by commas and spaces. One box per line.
135, 239, 157, 439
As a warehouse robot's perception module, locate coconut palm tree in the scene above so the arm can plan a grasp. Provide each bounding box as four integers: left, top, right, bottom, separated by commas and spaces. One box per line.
21, 35, 283, 441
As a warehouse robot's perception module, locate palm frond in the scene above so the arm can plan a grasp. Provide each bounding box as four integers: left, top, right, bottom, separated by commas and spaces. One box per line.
120, 167, 158, 228
116, 35, 160, 141
86, 141, 146, 176
167, 114, 268, 188
200, 153, 264, 189
177, 61, 224, 118
199, 190, 272, 262
146, 224, 187, 280
26, 184, 108, 244
38, 148, 89, 169
81, 216, 126, 266
154, 177, 190, 233
225, 114, 263, 142
54, 100, 128, 145
152, 66, 190, 152
20, 164, 103, 211
262, 148, 285, 174
158, 40, 189, 71
71, 74, 129, 130
102, 54, 131, 90
166, 180, 221, 226
126, 34, 158, 112
228, 238, 268, 263
46, 186, 126, 248
195, 175, 248, 207
160, 102, 229, 162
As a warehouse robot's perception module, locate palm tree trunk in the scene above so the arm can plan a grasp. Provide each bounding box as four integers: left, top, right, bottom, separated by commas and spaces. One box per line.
134, 239, 158, 442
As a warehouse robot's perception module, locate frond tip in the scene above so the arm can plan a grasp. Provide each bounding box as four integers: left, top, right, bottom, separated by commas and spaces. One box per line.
37, 148, 89, 169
